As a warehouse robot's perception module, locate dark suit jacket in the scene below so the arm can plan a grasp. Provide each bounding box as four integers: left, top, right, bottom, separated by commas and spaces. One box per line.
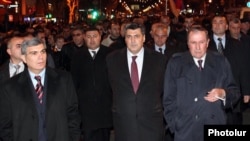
61, 42, 85, 71
0, 67, 81, 141
146, 40, 181, 63
208, 34, 249, 113
106, 47, 167, 141
228, 33, 250, 96
71, 46, 113, 130
0, 61, 10, 84
163, 51, 240, 141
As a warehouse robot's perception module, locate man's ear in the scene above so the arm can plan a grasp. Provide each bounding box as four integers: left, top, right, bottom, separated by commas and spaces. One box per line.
6, 48, 11, 56
21, 55, 26, 63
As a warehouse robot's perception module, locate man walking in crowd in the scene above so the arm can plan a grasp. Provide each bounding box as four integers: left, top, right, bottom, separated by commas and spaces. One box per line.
106, 23, 167, 141
146, 23, 179, 63
0, 35, 24, 84
101, 20, 122, 48
61, 26, 85, 71
208, 14, 250, 124
228, 17, 250, 107
163, 25, 240, 141
71, 27, 113, 141
0, 37, 81, 141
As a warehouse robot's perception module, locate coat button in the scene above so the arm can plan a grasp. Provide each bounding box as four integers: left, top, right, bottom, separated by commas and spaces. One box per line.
195, 115, 199, 119
194, 97, 198, 102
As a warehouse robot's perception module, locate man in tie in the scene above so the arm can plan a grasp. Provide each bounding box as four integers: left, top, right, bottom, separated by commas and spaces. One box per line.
106, 22, 167, 141
228, 17, 250, 120
208, 14, 249, 125
0, 35, 25, 84
146, 23, 180, 63
0, 37, 81, 141
71, 27, 113, 141
163, 25, 240, 141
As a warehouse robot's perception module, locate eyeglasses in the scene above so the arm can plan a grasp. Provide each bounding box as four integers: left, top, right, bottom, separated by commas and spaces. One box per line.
72, 33, 82, 37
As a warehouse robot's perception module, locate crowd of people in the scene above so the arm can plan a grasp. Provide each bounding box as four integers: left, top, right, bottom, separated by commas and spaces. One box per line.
0, 12, 250, 141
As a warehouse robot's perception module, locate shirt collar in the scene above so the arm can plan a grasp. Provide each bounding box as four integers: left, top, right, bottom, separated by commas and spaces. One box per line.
213, 34, 226, 43
155, 44, 166, 51
127, 47, 144, 58
28, 68, 46, 83
193, 54, 207, 67
88, 47, 100, 53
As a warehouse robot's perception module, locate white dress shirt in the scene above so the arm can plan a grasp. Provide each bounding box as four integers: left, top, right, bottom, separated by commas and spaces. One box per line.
127, 48, 144, 81
155, 44, 166, 54
213, 34, 226, 50
29, 68, 46, 88
9, 61, 25, 78
193, 54, 206, 68
88, 47, 100, 58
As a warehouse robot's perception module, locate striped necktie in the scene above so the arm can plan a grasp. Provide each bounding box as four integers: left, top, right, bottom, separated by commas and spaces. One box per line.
34, 75, 43, 104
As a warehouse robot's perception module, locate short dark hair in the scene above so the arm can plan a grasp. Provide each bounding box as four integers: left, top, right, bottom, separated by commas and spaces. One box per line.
125, 22, 146, 35
84, 27, 100, 34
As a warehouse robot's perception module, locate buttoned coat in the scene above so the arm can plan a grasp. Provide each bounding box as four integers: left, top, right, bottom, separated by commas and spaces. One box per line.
0, 67, 81, 141
70, 46, 113, 130
0, 61, 10, 84
163, 51, 240, 141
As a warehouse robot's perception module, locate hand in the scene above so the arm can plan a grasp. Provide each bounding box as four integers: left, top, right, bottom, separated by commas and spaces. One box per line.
244, 95, 250, 103
204, 88, 225, 102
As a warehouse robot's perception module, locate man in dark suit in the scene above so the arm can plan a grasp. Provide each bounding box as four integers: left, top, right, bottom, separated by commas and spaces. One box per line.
163, 25, 240, 141
208, 15, 249, 124
172, 15, 194, 52
61, 26, 85, 71
146, 22, 180, 63
106, 23, 167, 141
228, 17, 250, 109
71, 27, 113, 141
0, 37, 81, 141
146, 22, 178, 141
0, 35, 25, 84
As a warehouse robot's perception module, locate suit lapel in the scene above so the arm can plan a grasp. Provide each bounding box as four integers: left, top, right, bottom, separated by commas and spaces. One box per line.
44, 68, 58, 112
18, 70, 38, 117
138, 48, 155, 94
119, 49, 135, 93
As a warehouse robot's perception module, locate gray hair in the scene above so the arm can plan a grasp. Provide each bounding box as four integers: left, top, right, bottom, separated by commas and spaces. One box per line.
21, 37, 45, 55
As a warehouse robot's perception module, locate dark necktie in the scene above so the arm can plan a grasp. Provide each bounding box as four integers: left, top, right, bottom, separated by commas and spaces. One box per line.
159, 48, 163, 54
198, 60, 203, 71
217, 38, 224, 55
13, 65, 20, 76
131, 56, 139, 93
34, 75, 43, 104
92, 51, 97, 59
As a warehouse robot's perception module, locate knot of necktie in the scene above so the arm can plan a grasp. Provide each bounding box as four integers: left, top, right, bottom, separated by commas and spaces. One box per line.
198, 60, 203, 71
159, 48, 163, 54
132, 56, 137, 61
217, 38, 224, 54
92, 51, 97, 59
34, 75, 41, 82
13, 65, 20, 76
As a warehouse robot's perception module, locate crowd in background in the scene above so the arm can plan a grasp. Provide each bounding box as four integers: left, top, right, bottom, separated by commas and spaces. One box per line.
0, 12, 250, 141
